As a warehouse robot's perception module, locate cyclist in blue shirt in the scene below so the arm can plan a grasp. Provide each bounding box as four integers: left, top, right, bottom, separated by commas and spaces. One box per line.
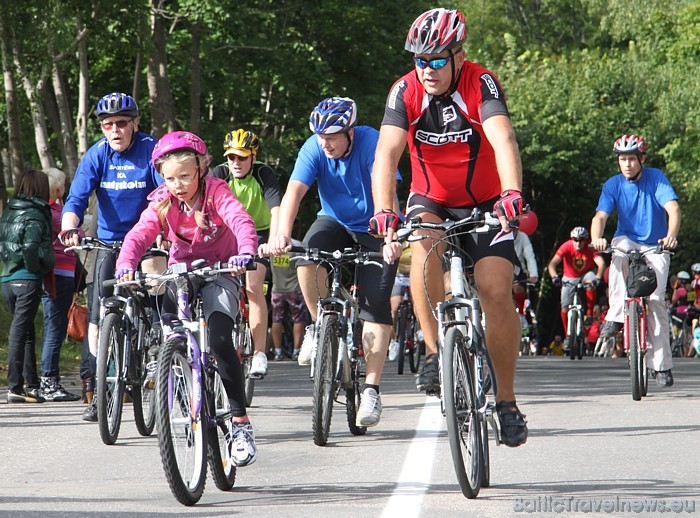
60, 92, 165, 420
591, 134, 680, 387
266, 97, 401, 428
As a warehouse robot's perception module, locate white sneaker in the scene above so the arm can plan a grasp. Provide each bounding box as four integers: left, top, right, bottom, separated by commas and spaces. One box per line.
356, 387, 382, 427
388, 340, 400, 362
298, 324, 317, 366
250, 352, 268, 377
227, 421, 258, 467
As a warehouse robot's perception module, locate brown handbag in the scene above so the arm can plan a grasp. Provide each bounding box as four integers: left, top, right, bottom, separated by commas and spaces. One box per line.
67, 294, 88, 342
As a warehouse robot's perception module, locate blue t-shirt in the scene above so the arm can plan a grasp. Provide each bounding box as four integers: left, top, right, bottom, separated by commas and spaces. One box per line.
63, 133, 162, 243
596, 167, 677, 245
290, 126, 401, 232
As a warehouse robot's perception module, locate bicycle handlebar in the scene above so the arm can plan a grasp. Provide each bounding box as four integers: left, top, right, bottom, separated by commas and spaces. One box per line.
288, 245, 384, 266
396, 208, 503, 243
103, 258, 256, 288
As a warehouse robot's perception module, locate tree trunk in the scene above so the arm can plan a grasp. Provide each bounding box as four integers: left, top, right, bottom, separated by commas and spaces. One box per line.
76, 11, 89, 161
0, 0, 23, 185
147, 0, 176, 138
13, 40, 54, 170
52, 61, 79, 175
189, 21, 201, 135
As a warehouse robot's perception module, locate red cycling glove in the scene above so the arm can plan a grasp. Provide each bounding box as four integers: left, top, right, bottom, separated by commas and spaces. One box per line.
494, 190, 524, 219
369, 210, 400, 236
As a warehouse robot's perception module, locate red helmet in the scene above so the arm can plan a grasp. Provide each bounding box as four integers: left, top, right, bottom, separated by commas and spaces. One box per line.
152, 131, 208, 171
613, 134, 647, 155
518, 211, 538, 236
405, 8, 466, 55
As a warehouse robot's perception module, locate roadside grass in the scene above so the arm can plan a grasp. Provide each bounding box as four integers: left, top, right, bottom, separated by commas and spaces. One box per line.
0, 300, 83, 387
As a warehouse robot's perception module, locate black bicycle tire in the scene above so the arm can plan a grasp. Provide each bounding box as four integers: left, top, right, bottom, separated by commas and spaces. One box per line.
628, 301, 642, 401
397, 305, 408, 375
346, 351, 367, 436
241, 323, 255, 407
567, 310, 578, 360
97, 312, 125, 445
132, 312, 155, 436
408, 315, 421, 374
156, 337, 207, 506
312, 314, 338, 446
443, 327, 482, 499
207, 372, 237, 491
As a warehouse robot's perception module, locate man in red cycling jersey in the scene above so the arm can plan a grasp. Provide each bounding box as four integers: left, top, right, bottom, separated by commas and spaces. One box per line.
370, 8, 527, 447
547, 226, 605, 336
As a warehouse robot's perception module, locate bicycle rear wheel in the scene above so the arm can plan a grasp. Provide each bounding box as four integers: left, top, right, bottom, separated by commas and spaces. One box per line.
397, 305, 408, 375
312, 314, 338, 446
346, 350, 367, 436
133, 315, 156, 436
443, 327, 482, 499
207, 371, 237, 491
627, 301, 643, 401
157, 337, 207, 506
237, 320, 255, 408
97, 312, 125, 445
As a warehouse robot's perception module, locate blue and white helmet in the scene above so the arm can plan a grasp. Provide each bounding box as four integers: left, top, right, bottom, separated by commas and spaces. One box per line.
96, 92, 138, 119
309, 97, 357, 134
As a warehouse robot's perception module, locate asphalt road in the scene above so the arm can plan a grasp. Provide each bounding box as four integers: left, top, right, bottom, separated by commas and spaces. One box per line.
1, 356, 699, 517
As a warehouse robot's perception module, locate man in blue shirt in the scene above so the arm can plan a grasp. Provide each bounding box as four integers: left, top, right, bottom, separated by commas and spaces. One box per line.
60, 92, 164, 420
591, 134, 681, 387
267, 97, 400, 428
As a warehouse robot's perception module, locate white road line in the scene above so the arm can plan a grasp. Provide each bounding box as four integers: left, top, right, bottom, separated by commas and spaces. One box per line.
381, 398, 443, 518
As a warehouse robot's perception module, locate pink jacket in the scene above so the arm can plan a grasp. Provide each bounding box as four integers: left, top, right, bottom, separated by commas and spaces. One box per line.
117, 176, 258, 270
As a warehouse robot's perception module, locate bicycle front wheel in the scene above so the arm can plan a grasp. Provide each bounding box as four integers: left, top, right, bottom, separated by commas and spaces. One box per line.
627, 301, 643, 401
312, 314, 338, 446
566, 310, 578, 360
157, 337, 207, 506
409, 317, 422, 374
397, 305, 408, 375
207, 371, 237, 491
97, 312, 125, 445
443, 327, 482, 499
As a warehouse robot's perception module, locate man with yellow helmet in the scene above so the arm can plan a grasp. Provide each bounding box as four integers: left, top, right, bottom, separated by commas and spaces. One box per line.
211, 129, 282, 377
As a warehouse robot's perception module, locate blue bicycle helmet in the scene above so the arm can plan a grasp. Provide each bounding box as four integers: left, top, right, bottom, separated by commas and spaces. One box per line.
96, 92, 139, 119
309, 97, 357, 135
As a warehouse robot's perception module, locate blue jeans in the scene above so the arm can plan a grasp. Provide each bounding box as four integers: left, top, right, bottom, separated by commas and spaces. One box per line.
41, 275, 75, 377
2, 279, 42, 393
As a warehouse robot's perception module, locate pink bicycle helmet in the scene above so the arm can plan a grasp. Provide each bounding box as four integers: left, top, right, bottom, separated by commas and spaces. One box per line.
405, 8, 466, 55
151, 131, 208, 171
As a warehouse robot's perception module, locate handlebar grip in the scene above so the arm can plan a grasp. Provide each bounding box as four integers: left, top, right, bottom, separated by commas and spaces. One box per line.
103, 278, 118, 288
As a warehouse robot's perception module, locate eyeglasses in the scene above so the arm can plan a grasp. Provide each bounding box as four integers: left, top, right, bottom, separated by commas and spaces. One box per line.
227, 154, 250, 162
413, 55, 453, 70
572, 238, 587, 243
101, 119, 132, 130
163, 174, 196, 185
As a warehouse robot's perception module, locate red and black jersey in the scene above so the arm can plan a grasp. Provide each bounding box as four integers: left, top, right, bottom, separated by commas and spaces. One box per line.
382, 61, 509, 207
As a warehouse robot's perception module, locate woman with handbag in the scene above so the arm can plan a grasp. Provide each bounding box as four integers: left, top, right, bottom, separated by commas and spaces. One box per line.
39, 168, 81, 401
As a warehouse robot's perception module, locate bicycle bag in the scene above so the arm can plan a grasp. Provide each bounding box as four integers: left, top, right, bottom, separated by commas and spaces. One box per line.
626, 253, 657, 297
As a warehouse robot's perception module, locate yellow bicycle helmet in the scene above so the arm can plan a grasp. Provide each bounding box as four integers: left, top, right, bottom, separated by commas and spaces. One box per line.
223, 129, 259, 157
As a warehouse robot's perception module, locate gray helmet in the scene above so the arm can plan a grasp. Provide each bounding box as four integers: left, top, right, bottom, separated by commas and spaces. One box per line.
677, 271, 691, 281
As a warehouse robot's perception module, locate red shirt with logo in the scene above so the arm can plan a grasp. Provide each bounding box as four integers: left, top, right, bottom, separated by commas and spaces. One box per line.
555, 240, 597, 278
382, 61, 510, 207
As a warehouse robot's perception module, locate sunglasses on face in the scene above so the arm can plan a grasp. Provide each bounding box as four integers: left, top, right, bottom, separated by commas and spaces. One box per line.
413, 54, 453, 70
227, 154, 250, 162
573, 238, 587, 243
101, 119, 132, 130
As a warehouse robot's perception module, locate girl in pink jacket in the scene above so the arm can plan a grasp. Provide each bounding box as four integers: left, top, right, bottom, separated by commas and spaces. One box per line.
116, 131, 259, 467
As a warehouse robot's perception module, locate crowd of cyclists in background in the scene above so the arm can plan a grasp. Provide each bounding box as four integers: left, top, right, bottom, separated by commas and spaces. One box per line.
1, 7, 693, 475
